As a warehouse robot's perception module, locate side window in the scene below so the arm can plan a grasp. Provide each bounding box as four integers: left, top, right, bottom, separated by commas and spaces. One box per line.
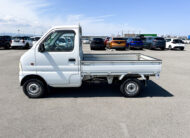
166, 39, 171, 42
43, 31, 75, 52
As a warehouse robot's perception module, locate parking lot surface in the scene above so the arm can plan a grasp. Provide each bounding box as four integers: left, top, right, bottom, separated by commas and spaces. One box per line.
0, 45, 190, 138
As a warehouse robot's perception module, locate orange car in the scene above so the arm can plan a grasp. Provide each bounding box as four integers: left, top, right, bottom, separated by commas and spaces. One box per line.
106, 37, 126, 50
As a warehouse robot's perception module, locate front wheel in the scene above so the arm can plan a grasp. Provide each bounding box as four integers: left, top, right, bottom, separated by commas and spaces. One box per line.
161, 47, 165, 50
4, 44, 10, 49
23, 79, 46, 98
120, 78, 142, 97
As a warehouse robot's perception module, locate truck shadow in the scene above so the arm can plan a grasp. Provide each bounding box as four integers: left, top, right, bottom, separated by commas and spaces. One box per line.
47, 80, 173, 98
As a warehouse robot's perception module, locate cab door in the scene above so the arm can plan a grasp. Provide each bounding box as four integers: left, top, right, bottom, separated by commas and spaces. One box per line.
35, 30, 81, 87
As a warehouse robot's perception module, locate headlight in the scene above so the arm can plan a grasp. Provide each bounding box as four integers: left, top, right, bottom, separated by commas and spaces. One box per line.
19, 62, 22, 72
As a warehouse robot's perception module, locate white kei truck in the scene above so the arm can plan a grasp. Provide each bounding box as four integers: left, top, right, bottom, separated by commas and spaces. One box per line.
19, 25, 162, 98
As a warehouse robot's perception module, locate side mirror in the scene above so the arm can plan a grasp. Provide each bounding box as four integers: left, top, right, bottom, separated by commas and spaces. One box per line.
39, 43, 45, 52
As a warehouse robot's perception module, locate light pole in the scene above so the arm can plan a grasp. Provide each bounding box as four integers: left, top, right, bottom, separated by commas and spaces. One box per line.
17, 29, 20, 36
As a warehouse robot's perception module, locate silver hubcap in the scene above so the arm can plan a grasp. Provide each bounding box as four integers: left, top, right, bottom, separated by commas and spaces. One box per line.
125, 82, 138, 95
27, 83, 40, 95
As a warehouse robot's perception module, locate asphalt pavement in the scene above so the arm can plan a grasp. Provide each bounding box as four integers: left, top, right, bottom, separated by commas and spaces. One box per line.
0, 45, 190, 138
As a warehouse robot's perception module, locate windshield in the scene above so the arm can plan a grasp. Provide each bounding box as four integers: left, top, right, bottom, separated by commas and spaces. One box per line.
22, 37, 30, 40
166, 39, 171, 42
113, 38, 125, 40
173, 39, 184, 43
0, 36, 11, 41
13, 37, 22, 40
31, 37, 40, 41
155, 37, 165, 41
93, 38, 103, 41
133, 38, 141, 41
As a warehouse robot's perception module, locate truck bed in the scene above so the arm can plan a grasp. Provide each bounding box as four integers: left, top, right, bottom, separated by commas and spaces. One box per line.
81, 53, 162, 75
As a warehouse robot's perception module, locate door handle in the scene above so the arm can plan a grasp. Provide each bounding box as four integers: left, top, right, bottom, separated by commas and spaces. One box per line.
69, 58, 76, 62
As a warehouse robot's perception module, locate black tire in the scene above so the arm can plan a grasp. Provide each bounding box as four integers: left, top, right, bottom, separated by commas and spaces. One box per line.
24, 43, 30, 49
180, 47, 184, 51
4, 44, 10, 49
168, 45, 172, 50
149, 44, 153, 50
121, 47, 126, 50
23, 79, 46, 98
161, 47, 165, 50
120, 78, 142, 97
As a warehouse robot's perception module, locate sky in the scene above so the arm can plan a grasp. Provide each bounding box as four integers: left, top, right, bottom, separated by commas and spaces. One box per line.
0, 0, 190, 36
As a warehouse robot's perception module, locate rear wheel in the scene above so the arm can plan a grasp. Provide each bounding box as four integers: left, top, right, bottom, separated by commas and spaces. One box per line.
169, 45, 172, 50
149, 44, 153, 50
120, 78, 142, 97
129, 45, 133, 50
24, 43, 30, 49
161, 47, 165, 50
90, 47, 95, 50
4, 44, 10, 49
122, 47, 126, 50
180, 47, 184, 51
23, 79, 46, 98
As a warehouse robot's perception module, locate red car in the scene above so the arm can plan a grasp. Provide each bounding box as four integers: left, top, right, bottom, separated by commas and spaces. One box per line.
104, 37, 110, 46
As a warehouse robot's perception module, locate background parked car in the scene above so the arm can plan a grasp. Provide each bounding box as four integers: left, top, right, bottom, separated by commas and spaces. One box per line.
30, 36, 41, 46
90, 38, 105, 50
106, 37, 126, 50
82, 38, 90, 44
127, 38, 144, 50
11, 36, 32, 49
0, 36, 12, 49
144, 37, 166, 50
182, 39, 190, 44
166, 38, 185, 50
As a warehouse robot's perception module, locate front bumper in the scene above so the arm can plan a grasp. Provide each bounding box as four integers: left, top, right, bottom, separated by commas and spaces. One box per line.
130, 45, 143, 49
91, 44, 105, 48
11, 44, 25, 47
152, 45, 165, 48
173, 46, 184, 49
110, 44, 126, 49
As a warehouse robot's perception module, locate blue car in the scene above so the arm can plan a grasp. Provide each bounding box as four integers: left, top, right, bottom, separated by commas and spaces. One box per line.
127, 38, 144, 50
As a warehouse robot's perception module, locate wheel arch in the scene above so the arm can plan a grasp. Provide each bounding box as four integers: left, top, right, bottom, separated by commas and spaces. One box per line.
21, 75, 47, 86
120, 74, 141, 80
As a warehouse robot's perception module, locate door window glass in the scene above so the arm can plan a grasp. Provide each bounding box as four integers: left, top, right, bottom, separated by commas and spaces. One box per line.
43, 31, 75, 52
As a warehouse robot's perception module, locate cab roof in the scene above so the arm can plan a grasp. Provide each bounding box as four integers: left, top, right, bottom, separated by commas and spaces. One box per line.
51, 25, 81, 30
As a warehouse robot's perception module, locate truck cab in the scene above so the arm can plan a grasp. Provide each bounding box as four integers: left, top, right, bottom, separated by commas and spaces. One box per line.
19, 25, 162, 98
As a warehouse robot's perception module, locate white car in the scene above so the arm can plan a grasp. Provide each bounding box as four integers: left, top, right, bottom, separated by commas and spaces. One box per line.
30, 36, 41, 46
19, 25, 162, 98
182, 39, 190, 44
11, 36, 33, 49
166, 38, 185, 50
